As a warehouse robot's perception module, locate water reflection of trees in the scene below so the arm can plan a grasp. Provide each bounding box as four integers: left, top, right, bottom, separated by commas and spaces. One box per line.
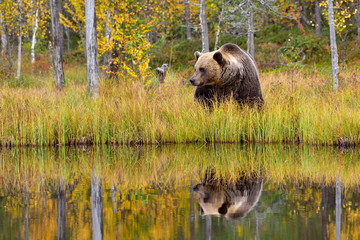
0, 146, 360, 239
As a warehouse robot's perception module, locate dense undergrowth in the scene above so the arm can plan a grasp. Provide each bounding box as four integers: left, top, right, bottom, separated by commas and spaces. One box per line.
152, 25, 360, 70
1, 63, 359, 147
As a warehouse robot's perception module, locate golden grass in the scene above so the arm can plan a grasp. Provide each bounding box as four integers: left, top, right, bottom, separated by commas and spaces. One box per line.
0, 65, 359, 146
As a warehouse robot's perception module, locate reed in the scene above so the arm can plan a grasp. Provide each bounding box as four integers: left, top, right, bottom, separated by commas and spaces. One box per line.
0, 65, 359, 146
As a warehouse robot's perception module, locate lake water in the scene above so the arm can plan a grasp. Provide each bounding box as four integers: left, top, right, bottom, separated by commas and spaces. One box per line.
0, 145, 359, 239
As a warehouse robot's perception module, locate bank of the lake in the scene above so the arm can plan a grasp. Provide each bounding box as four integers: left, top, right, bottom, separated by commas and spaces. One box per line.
1, 65, 359, 147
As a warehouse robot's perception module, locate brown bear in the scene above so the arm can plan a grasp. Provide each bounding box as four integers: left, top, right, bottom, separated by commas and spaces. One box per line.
193, 171, 263, 220
189, 43, 263, 108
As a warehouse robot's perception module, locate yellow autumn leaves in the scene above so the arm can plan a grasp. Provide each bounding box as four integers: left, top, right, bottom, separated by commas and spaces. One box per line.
320, 0, 356, 34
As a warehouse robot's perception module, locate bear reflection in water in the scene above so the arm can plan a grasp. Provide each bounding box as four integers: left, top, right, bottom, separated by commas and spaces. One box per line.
193, 171, 263, 220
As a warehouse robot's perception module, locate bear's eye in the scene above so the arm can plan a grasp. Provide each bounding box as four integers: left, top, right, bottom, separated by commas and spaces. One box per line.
199, 68, 205, 73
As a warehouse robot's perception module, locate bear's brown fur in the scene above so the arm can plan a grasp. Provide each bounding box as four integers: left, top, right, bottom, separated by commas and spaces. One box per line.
193, 171, 263, 220
189, 43, 263, 108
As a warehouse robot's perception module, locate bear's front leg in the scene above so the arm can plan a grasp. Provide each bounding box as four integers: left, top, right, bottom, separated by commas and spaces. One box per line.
194, 85, 217, 110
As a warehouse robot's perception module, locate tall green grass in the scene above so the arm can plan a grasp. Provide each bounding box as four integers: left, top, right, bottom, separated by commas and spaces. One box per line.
1, 65, 359, 146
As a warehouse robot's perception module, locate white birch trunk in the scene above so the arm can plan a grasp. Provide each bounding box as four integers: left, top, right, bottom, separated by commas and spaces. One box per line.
214, 0, 225, 50
31, 7, 39, 64
0, 0, 7, 56
335, 179, 341, 240
199, 0, 209, 53
16, 0, 22, 80
247, 0, 255, 59
205, 215, 212, 240
185, 0, 192, 40
50, 0, 65, 89
91, 174, 103, 240
315, 0, 322, 36
328, 0, 339, 91
85, 0, 99, 97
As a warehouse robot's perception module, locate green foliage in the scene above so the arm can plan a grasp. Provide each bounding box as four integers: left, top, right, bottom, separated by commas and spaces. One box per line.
279, 33, 328, 65
151, 39, 202, 70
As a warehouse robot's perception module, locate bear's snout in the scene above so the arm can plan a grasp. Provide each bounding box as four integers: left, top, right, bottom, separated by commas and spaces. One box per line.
189, 78, 195, 85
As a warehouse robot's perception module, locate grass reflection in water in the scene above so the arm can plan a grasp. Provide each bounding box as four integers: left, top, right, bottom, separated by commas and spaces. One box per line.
0, 144, 360, 239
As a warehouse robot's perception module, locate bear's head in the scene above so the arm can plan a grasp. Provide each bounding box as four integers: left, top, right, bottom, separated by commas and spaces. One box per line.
189, 51, 226, 86
193, 173, 263, 220
193, 183, 227, 216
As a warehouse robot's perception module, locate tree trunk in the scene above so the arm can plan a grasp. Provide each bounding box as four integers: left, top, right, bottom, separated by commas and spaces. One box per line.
190, 180, 195, 240
301, 0, 310, 25
91, 175, 103, 240
16, 0, 21, 80
50, 0, 65, 90
57, 178, 66, 240
214, 0, 225, 50
328, 0, 339, 91
247, 0, 255, 59
85, 0, 99, 97
31, 5, 39, 64
185, 0, 192, 40
0, 0, 7, 57
205, 215, 212, 240
110, 185, 117, 213
199, 0, 209, 53
315, 0, 322, 36
335, 179, 341, 240
357, 0, 360, 43
321, 180, 328, 240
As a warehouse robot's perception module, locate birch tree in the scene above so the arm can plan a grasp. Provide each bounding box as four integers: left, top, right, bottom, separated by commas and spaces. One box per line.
199, 0, 209, 53
57, 179, 66, 240
50, 0, 65, 90
219, 0, 276, 57
85, 0, 99, 97
214, 0, 225, 50
0, 0, 7, 57
184, 0, 191, 41
91, 174, 103, 240
30, 0, 39, 64
16, 0, 21, 80
247, 0, 254, 58
63, 0, 154, 80
335, 179, 341, 240
328, 0, 339, 91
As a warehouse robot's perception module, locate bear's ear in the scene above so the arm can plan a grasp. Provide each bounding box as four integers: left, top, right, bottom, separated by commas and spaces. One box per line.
213, 52, 224, 66
194, 51, 201, 60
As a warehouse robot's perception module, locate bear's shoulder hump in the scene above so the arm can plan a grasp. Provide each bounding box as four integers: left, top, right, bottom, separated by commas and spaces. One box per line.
220, 43, 242, 54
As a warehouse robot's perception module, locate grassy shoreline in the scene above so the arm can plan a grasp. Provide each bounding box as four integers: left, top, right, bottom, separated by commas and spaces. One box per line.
1, 65, 360, 147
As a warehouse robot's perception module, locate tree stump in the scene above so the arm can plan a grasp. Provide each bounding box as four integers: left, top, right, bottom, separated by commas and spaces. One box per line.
156, 64, 168, 84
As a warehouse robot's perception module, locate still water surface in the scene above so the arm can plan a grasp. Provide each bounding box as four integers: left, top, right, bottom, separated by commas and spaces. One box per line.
0, 145, 359, 239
